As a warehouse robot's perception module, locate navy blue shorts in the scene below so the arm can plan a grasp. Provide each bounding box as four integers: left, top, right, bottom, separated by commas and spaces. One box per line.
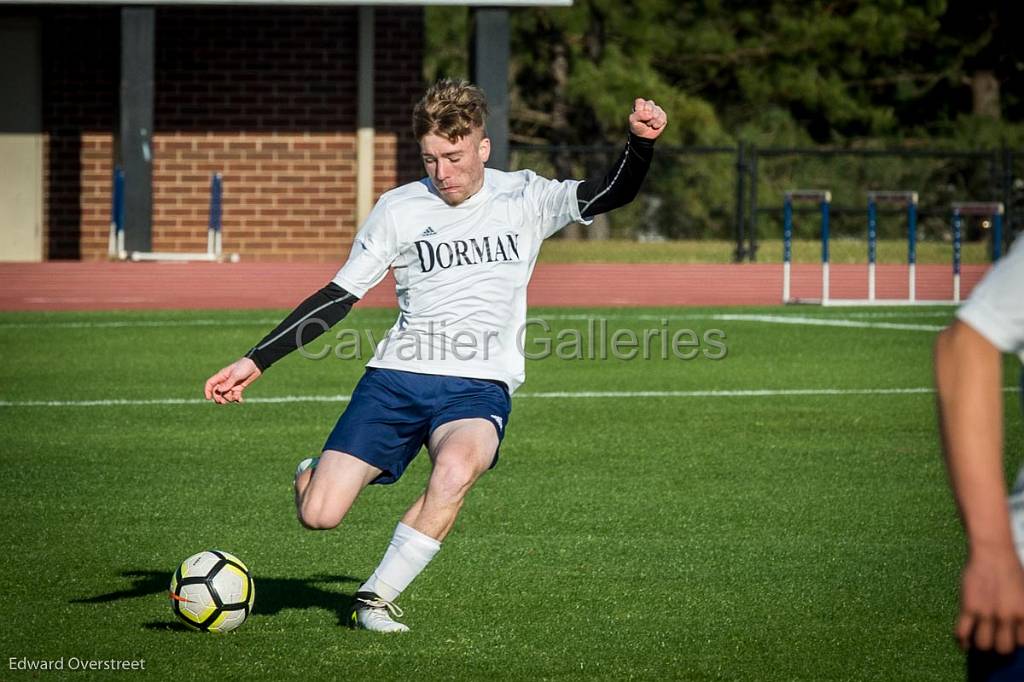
323, 368, 512, 485
968, 647, 1024, 681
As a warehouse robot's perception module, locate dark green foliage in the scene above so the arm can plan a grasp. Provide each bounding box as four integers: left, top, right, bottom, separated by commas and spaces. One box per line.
479, 0, 1024, 146
425, 2, 1024, 241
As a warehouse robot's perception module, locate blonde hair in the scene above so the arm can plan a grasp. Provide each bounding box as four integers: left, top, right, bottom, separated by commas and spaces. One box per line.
413, 79, 489, 142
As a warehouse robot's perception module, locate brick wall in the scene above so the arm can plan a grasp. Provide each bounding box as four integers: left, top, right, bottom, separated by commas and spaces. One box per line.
40, 7, 423, 261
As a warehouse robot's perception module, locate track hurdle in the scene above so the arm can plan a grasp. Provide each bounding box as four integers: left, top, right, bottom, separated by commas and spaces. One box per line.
128, 172, 237, 262
107, 166, 126, 260
786, 196, 1001, 305
950, 202, 1004, 303
952, 201, 1004, 260
835, 186, 925, 303
865, 191, 918, 302
782, 189, 831, 304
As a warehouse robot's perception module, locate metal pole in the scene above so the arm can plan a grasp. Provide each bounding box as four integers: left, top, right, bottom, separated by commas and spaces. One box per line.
783, 194, 792, 303
119, 7, 155, 253
747, 146, 758, 262
734, 141, 746, 262
208, 172, 222, 257
908, 200, 917, 302
867, 198, 877, 301
1003, 147, 1013, 256
109, 166, 125, 259
356, 6, 375, 226
821, 198, 830, 304
952, 209, 962, 303
472, 8, 510, 170
993, 210, 1003, 261
116, 168, 125, 257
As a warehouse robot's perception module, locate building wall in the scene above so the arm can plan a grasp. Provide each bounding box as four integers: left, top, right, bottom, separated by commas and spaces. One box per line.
39, 6, 423, 261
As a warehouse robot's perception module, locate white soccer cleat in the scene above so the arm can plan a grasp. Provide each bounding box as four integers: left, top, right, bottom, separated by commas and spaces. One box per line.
348, 592, 410, 633
295, 456, 318, 480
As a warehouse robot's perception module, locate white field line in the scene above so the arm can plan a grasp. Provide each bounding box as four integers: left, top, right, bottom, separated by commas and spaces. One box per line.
0, 386, 1016, 408
706, 314, 944, 332
543, 310, 955, 321
814, 311, 954, 319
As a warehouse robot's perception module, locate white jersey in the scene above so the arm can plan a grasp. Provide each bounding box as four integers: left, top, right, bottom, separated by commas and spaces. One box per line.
957, 235, 1024, 558
332, 168, 589, 393
956, 235, 1024, 364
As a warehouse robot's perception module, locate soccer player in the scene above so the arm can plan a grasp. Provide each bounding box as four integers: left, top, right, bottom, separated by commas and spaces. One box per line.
935, 234, 1024, 679
203, 79, 668, 632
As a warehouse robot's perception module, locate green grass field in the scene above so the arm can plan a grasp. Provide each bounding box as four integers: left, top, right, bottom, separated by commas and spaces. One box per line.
1, 306, 1021, 680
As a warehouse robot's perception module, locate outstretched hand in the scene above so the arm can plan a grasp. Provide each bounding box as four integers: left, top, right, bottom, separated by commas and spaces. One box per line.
629, 98, 668, 140
204, 357, 262, 405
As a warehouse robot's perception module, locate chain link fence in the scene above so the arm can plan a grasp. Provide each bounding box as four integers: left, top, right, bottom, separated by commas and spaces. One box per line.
510, 143, 1023, 262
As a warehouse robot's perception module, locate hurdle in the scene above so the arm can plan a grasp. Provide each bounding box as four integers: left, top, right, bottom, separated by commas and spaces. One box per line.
952, 201, 1004, 260
781, 189, 831, 304
784, 195, 1001, 305
804, 190, 922, 306
950, 202, 1004, 303
824, 190, 934, 305
864, 191, 918, 302
816, 195, 971, 305
107, 166, 126, 260
128, 172, 238, 262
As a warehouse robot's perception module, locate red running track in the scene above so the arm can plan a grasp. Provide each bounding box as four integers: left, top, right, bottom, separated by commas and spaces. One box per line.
0, 262, 989, 311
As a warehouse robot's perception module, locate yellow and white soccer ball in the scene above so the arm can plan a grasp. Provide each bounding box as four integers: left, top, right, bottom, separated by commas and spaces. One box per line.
169, 550, 255, 632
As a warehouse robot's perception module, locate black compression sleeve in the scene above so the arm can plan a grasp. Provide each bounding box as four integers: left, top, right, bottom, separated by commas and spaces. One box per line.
576, 133, 655, 219
244, 282, 358, 372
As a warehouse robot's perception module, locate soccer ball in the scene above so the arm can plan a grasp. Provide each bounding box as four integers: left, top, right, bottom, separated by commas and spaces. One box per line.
169, 550, 255, 632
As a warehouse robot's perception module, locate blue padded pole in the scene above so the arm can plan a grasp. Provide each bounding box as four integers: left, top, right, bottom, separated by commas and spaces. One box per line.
867, 197, 878, 300
907, 201, 917, 266
207, 172, 223, 258
782, 194, 793, 302
821, 199, 830, 265
783, 195, 793, 265
952, 210, 962, 277
820, 198, 831, 303
114, 167, 125, 236
993, 211, 1003, 261
208, 173, 223, 233
867, 199, 877, 265
952, 209, 962, 302
907, 199, 918, 301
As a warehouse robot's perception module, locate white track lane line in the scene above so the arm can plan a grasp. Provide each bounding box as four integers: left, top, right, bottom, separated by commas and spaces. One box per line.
1, 386, 1016, 408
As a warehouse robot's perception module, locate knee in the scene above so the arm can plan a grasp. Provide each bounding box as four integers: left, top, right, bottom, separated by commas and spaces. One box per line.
431, 457, 481, 501
299, 511, 341, 531
298, 498, 343, 531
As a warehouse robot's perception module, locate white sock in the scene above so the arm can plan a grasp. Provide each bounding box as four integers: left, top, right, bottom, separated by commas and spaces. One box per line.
359, 522, 441, 603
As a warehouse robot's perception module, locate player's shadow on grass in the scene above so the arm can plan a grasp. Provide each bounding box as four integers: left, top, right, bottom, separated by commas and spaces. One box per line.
73, 569, 363, 628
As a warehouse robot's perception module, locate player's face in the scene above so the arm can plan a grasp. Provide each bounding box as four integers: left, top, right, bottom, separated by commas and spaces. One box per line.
419, 129, 490, 206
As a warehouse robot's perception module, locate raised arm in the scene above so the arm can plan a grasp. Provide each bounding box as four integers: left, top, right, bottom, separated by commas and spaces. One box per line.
577, 98, 667, 219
